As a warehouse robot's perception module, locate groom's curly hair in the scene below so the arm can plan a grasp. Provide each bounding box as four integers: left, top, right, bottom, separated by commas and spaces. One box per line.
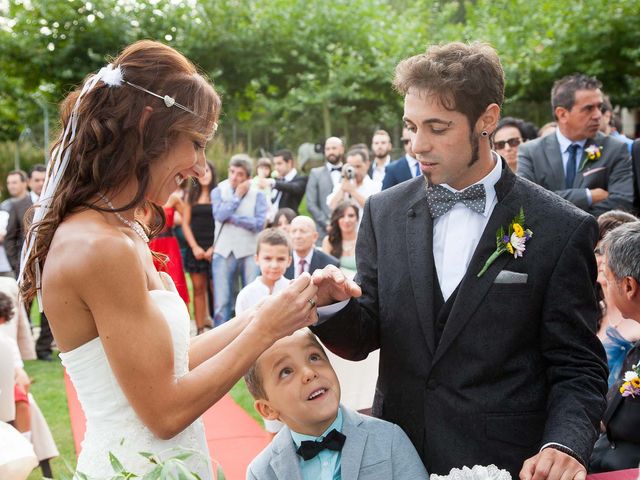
393, 42, 505, 130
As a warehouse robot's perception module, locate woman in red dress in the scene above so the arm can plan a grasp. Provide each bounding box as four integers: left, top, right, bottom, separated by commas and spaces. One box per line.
148, 192, 190, 306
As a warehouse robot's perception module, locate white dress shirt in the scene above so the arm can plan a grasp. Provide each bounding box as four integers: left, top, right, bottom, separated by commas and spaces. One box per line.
372, 155, 391, 187
292, 249, 314, 278
234, 276, 291, 313
271, 168, 298, 209
433, 154, 502, 300
555, 129, 591, 204
406, 154, 420, 178
327, 162, 343, 189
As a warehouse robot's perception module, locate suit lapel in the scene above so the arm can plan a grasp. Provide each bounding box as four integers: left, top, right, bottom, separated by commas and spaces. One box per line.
269, 430, 304, 480
406, 177, 436, 355
432, 165, 519, 365
543, 134, 566, 189
340, 408, 367, 480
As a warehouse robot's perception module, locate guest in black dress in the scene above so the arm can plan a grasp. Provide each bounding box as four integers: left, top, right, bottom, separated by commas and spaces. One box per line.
182, 160, 216, 334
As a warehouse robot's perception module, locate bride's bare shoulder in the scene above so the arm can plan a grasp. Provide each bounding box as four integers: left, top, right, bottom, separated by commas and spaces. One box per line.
44, 210, 142, 285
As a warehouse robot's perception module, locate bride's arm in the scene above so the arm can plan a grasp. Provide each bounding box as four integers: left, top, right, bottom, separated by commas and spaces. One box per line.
77, 236, 317, 439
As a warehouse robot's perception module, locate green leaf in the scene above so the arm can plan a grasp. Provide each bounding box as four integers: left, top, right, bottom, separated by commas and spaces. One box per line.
141, 465, 163, 480
109, 452, 126, 474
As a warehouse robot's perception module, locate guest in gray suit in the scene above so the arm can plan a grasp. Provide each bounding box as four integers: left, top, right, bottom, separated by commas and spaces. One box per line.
312, 43, 607, 479
305, 137, 344, 239
245, 329, 427, 480
518, 74, 634, 217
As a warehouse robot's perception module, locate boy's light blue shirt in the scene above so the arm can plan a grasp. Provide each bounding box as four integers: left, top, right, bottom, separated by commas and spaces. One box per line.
290, 407, 344, 480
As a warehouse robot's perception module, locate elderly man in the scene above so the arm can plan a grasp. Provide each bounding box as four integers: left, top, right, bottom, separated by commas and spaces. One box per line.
284, 216, 339, 279
312, 42, 607, 478
305, 137, 344, 238
589, 221, 640, 471
211, 154, 267, 326
518, 75, 633, 216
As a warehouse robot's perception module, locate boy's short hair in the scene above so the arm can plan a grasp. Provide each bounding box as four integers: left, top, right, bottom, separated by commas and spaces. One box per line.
244, 329, 326, 401
256, 227, 291, 255
0, 291, 15, 322
257, 157, 273, 169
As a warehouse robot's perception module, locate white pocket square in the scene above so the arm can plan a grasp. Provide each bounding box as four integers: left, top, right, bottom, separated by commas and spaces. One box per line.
494, 270, 528, 284
583, 166, 606, 177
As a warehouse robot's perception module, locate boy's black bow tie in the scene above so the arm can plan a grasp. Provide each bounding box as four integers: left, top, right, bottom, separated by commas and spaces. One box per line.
296, 429, 346, 460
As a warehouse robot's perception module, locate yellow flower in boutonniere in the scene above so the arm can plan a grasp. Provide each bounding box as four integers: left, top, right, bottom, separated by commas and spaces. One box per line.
579, 145, 603, 171
477, 208, 533, 277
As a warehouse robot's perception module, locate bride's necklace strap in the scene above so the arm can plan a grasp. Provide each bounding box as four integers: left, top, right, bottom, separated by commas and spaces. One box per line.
97, 193, 149, 243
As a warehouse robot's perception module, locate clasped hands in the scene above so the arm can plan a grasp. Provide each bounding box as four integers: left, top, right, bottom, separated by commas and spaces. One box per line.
250, 266, 361, 340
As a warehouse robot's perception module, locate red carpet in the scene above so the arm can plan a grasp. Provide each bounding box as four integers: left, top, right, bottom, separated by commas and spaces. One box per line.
64, 371, 270, 480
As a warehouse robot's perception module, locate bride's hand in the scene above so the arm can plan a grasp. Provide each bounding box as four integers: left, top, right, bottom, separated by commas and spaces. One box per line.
253, 273, 319, 342
311, 265, 362, 307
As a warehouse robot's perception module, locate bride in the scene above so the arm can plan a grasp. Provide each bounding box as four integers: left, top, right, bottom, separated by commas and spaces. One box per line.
19, 41, 322, 479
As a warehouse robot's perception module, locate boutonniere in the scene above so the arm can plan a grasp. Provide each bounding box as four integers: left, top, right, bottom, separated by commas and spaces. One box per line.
619, 364, 640, 397
579, 145, 603, 171
477, 207, 533, 277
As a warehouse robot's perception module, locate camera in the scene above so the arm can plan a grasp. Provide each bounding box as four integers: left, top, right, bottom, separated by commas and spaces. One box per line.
342, 164, 356, 180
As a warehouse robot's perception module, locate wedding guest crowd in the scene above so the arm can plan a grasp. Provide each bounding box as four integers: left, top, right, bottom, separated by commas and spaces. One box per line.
3, 45, 640, 479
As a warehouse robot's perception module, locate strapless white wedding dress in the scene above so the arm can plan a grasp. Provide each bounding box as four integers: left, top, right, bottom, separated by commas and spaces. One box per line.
59, 288, 213, 479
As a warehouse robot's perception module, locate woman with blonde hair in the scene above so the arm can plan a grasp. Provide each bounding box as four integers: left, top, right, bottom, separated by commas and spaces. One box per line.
19, 41, 319, 478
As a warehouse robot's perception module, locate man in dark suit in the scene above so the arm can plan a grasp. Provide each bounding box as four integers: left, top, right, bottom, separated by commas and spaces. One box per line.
631, 139, 640, 213
305, 137, 344, 239
518, 75, 634, 217
257, 149, 307, 214
381, 127, 421, 190
6, 164, 52, 361
284, 215, 339, 279
311, 43, 608, 479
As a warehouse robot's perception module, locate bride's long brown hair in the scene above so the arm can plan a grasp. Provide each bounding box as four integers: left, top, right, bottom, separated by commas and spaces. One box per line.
20, 40, 221, 302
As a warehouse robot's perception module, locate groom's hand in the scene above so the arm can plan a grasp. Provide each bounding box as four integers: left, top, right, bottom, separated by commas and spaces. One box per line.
520, 448, 586, 480
311, 265, 361, 307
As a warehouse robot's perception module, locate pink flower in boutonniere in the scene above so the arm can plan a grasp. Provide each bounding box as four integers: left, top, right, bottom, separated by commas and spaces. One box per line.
580, 145, 603, 171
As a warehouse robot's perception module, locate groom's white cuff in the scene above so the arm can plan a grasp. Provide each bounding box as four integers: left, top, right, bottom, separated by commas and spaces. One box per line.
315, 300, 350, 325
540, 442, 583, 466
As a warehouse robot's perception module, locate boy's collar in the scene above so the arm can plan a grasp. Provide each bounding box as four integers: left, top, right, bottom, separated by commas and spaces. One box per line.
289, 406, 343, 447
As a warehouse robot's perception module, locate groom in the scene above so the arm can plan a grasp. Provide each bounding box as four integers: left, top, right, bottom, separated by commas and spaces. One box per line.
312, 42, 608, 479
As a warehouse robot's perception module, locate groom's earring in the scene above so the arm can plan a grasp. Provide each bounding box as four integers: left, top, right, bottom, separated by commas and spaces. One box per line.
481, 130, 489, 137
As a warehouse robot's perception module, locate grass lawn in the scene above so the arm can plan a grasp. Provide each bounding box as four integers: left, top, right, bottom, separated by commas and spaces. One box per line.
23, 354, 259, 479
24, 355, 76, 480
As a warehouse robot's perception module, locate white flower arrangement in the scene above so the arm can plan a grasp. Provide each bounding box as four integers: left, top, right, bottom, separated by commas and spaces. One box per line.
429, 465, 511, 480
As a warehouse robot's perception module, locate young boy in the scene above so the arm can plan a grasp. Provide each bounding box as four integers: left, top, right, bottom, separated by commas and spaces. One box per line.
245, 329, 428, 479
235, 228, 292, 314
235, 228, 292, 434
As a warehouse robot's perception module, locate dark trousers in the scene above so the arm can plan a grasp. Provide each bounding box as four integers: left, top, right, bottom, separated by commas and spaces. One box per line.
36, 312, 54, 358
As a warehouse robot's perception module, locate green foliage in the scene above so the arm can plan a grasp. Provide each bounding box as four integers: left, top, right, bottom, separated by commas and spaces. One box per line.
1, 0, 639, 151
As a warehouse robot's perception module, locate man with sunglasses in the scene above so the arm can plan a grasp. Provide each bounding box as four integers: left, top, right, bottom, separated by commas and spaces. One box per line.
518, 74, 633, 217
381, 126, 421, 190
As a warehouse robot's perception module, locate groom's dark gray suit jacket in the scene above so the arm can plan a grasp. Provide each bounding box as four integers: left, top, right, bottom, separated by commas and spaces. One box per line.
313, 162, 608, 476
517, 131, 634, 216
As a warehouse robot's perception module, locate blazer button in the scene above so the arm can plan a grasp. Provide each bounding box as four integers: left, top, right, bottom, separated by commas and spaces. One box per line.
426, 379, 438, 390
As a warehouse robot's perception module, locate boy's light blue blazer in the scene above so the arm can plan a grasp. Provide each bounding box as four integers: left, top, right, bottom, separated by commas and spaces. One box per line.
246, 406, 428, 479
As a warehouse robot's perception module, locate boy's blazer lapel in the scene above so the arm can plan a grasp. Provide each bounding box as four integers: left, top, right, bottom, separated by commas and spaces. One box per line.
432, 165, 520, 365
340, 408, 367, 480
405, 177, 437, 356
269, 430, 304, 480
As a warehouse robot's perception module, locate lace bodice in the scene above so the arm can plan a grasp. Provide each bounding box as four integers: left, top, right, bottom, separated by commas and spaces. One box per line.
59, 289, 212, 479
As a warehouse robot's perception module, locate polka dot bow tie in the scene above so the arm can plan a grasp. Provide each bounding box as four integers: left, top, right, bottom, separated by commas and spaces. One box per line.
425, 183, 486, 218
